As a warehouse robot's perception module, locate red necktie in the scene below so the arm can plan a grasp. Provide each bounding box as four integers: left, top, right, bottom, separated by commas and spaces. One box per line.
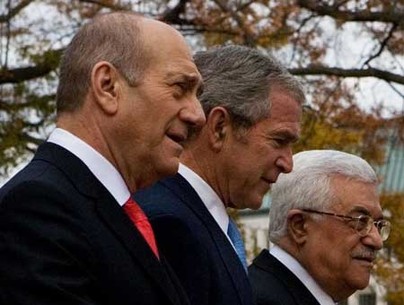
123, 198, 159, 259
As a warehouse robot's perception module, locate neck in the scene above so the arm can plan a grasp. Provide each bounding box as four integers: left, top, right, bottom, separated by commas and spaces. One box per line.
181, 148, 228, 206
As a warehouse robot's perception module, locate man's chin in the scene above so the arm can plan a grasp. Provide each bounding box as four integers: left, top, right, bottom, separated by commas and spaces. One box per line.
230, 197, 264, 210
158, 160, 180, 179
137, 160, 179, 190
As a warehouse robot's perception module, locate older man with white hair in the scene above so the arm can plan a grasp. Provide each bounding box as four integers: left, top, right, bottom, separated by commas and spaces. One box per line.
249, 150, 390, 305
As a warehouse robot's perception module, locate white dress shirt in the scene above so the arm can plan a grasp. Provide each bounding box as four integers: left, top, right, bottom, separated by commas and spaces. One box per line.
178, 163, 232, 240
270, 245, 336, 305
48, 128, 130, 206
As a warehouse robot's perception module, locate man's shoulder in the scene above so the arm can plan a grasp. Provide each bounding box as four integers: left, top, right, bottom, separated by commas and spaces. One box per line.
135, 176, 209, 242
249, 250, 279, 280
249, 252, 296, 305
1, 157, 63, 199
249, 250, 320, 305
135, 174, 196, 214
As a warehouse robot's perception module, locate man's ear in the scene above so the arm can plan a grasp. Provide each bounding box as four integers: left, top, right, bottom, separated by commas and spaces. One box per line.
90, 61, 121, 115
287, 209, 309, 245
206, 107, 231, 152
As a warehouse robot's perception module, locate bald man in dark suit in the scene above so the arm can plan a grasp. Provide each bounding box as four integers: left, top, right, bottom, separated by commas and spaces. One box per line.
0, 11, 205, 305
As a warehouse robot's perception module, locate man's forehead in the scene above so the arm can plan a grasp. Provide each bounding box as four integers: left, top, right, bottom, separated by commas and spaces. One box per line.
345, 203, 383, 218
166, 71, 202, 92
331, 178, 382, 216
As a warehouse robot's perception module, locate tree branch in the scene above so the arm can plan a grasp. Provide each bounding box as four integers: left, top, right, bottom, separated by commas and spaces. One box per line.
0, 49, 62, 84
289, 66, 404, 85
0, 0, 33, 23
363, 23, 398, 67
0, 65, 53, 84
77, 0, 131, 11
212, 0, 257, 46
159, 0, 194, 25
297, 0, 404, 24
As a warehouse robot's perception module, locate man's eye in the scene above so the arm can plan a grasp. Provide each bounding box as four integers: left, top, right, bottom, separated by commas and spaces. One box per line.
175, 83, 187, 91
172, 83, 186, 97
273, 138, 287, 146
356, 215, 370, 229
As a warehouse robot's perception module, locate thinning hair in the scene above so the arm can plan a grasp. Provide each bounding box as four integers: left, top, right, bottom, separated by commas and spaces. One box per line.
269, 150, 379, 244
193, 45, 305, 134
56, 11, 148, 113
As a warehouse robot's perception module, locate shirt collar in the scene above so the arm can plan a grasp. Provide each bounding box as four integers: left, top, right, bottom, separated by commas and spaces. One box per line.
48, 128, 130, 206
270, 244, 336, 305
178, 163, 229, 234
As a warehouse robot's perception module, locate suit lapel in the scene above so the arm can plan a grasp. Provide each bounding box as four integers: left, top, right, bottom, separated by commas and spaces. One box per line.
253, 250, 321, 305
95, 192, 183, 304
35, 143, 183, 305
161, 174, 253, 305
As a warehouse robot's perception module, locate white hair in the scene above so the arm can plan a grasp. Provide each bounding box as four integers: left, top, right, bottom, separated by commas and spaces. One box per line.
269, 150, 379, 243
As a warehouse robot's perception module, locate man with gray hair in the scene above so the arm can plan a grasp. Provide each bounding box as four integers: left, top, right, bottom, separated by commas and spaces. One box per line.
249, 150, 391, 305
135, 44, 305, 305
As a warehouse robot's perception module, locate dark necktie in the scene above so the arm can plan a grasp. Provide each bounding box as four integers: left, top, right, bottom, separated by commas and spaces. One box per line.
227, 218, 247, 271
123, 198, 159, 259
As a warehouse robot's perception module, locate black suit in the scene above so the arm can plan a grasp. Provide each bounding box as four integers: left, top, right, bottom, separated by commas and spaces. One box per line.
0, 142, 189, 305
248, 249, 320, 305
134, 173, 254, 305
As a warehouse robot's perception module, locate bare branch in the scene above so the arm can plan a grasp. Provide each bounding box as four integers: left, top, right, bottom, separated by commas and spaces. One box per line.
77, 0, 131, 11
290, 13, 317, 64
212, 0, 257, 46
21, 133, 44, 146
0, 65, 53, 84
386, 82, 404, 101
0, 0, 33, 23
297, 0, 404, 24
289, 66, 404, 85
159, 0, 193, 25
0, 50, 62, 84
363, 23, 398, 67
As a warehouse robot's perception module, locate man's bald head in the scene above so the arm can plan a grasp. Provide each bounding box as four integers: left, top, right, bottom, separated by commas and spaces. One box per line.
56, 12, 176, 114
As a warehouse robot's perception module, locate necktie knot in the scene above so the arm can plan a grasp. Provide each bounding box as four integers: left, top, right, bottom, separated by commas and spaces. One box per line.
123, 198, 159, 259
124, 198, 147, 222
227, 218, 247, 272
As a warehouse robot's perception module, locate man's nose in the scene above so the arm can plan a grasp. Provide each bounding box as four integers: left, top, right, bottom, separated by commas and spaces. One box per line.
180, 97, 206, 127
276, 148, 293, 173
362, 224, 384, 250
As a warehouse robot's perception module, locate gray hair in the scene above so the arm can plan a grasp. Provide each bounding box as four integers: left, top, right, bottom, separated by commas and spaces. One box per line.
56, 11, 148, 113
269, 150, 379, 243
193, 45, 305, 133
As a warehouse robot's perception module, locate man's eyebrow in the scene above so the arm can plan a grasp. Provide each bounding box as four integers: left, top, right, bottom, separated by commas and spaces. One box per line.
349, 206, 371, 215
186, 74, 202, 87
349, 206, 384, 220
272, 130, 300, 143
176, 74, 203, 91
197, 81, 204, 96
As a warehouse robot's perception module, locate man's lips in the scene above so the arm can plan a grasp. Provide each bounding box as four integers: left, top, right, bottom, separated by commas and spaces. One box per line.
262, 177, 275, 185
167, 131, 187, 145
352, 251, 376, 264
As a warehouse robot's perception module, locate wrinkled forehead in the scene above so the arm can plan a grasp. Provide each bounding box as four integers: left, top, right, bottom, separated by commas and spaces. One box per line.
331, 176, 382, 217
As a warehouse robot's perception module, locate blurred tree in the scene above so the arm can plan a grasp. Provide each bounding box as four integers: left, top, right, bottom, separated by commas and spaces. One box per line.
1, 0, 404, 301
1, 0, 403, 175
375, 192, 404, 305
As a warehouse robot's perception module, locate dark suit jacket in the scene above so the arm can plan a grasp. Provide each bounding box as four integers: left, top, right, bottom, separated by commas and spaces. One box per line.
0, 142, 189, 305
248, 249, 321, 305
134, 173, 254, 305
